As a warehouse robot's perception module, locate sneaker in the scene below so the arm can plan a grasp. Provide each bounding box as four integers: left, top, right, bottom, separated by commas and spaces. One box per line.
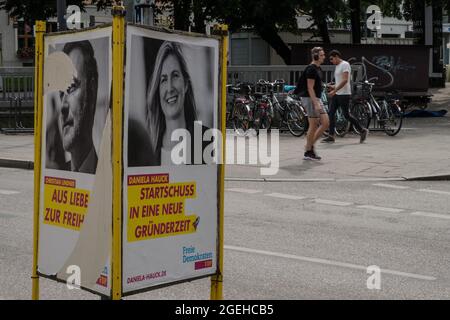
303, 150, 321, 161
311, 149, 321, 160
311, 145, 319, 157
321, 136, 335, 143
360, 129, 369, 143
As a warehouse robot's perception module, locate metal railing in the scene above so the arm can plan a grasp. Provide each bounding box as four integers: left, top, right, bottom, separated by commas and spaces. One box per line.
0, 67, 34, 102
0, 67, 35, 134
227, 65, 362, 87
0, 97, 34, 134
361, 38, 414, 45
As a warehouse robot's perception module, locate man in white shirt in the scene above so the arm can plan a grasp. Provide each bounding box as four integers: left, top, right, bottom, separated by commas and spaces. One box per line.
322, 50, 368, 143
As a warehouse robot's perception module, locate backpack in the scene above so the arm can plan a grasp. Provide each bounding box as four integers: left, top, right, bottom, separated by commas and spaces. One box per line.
294, 65, 314, 96
293, 70, 306, 95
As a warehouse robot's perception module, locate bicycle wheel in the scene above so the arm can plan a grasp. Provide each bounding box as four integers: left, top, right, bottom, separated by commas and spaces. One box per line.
254, 110, 272, 136
334, 108, 350, 137
286, 105, 307, 137
383, 102, 403, 136
232, 103, 251, 136
350, 102, 371, 134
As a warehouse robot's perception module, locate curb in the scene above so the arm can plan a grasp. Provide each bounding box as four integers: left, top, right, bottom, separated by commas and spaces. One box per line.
226, 176, 450, 182
403, 174, 450, 181
0, 158, 34, 170
225, 177, 406, 182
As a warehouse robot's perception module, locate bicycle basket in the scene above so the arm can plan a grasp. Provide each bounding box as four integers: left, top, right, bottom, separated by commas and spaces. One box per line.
353, 82, 371, 100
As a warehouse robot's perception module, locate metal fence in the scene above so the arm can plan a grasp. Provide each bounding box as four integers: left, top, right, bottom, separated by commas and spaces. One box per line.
361, 38, 415, 45
1, 65, 364, 101
0, 67, 34, 102
0, 67, 35, 133
227, 65, 362, 87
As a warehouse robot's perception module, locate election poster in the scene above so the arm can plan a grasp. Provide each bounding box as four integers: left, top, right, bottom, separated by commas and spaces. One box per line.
38, 26, 112, 296
123, 25, 220, 294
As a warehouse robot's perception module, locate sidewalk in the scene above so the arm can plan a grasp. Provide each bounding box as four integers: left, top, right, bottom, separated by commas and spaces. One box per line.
1, 112, 449, 181
226, 115, 450, 181
1, 84, 449, 181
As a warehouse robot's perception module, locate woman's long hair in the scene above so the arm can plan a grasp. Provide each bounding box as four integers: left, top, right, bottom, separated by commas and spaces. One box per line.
145, 41, 198, 164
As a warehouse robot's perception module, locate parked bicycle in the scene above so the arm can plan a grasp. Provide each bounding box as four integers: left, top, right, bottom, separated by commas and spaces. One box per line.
256, 79, 308, 137
350, 80, 403, 136
226, 83, 256, 135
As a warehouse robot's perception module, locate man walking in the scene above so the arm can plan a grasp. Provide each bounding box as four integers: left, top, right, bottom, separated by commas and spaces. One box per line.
322, 50, 368, 143
295, 47, 329, 160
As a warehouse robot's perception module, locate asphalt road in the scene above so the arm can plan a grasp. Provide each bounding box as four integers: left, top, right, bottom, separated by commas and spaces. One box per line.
1, 167, 450, 299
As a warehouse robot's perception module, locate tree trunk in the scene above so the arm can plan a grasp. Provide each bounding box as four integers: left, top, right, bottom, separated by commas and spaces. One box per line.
412, 0, 426, 45
255, 25, 291, 65
316, 19, 331, 43
173, 0, 191, 31
310, 6, 331, 43
350, 0, 361, 44
192, 0, 207, 34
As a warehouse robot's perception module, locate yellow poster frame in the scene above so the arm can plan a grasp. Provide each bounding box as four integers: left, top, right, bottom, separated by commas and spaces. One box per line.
31, 20, 46, 301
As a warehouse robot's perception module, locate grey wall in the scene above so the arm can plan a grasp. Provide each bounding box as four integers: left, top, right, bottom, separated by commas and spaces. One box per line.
0, 11, 21, 66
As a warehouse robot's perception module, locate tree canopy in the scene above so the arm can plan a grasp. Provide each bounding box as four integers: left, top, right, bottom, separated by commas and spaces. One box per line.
2, 0, 449, 64
1, 0, 86, 23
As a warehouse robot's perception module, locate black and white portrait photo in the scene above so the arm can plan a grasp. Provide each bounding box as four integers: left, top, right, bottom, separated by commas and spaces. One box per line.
126, 32, 217, 167
122, 27, 220, 293
44, 36, 110, 174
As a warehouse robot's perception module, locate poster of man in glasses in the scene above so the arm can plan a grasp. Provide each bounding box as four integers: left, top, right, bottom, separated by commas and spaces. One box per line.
44, 34, 110, 175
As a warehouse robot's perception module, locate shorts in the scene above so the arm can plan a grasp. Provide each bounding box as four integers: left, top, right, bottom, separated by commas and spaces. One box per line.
301, 97, 327, 118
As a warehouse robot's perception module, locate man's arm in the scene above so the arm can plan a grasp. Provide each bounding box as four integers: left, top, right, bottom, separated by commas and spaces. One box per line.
335, 71, 349, 92
329, 71, 349, 97
307, 78, 321, 110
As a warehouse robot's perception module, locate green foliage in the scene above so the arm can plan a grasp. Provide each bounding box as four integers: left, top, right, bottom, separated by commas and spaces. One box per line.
1, 0, 85, 23
374, 0, 449, 21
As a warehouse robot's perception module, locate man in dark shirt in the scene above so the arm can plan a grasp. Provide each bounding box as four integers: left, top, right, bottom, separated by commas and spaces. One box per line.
295, 47, 329, 160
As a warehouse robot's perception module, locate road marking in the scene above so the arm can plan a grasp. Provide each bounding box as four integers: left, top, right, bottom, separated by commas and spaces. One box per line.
411, 211, 450, 220
357, 205, 404, 213
337, 178, 405, 182
226, 188, 262, 194
266, 193, 307, 200
225, 245, 436, 281
418, 189, 450, 196
373, 183, 410, 190
0, 189, 19, 195
314, 199, 353, 206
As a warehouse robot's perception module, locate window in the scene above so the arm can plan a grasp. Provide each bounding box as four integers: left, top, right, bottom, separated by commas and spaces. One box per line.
230, 36, 270, 65
16, 21, 35, 60
251, 38, 269, 65
231, 38, 249, 65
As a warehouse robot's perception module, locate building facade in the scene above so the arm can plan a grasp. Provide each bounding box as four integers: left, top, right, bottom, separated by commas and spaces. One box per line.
0, 3, 112, 66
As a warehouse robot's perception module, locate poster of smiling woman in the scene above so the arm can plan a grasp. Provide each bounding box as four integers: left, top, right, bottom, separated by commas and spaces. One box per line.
123, 25, 220, 294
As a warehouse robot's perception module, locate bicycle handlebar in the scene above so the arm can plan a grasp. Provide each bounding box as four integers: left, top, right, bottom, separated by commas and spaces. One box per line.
257, 79, 285, 87
355, 80, 375, 86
